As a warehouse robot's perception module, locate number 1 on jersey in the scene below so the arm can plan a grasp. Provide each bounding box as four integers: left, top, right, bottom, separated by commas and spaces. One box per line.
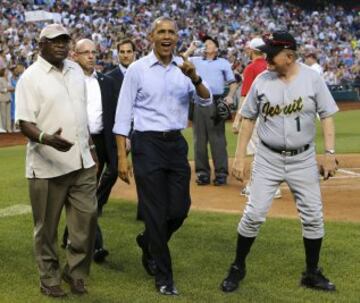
295, 116, 301, 132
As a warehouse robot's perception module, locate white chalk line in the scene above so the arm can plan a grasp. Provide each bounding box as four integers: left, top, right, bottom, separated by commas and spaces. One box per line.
337, 169, 360, 177
0, 204, 31, 218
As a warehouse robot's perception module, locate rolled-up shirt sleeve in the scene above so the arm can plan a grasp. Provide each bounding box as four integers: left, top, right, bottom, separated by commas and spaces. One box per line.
113, 65, 139, 136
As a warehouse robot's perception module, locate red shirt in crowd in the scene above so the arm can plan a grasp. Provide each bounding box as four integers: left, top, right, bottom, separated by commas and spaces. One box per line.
240, 57, 267, 96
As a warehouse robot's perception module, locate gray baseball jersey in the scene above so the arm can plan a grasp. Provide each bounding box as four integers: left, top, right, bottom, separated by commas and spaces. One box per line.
237, 63, 338, 239
241, 63, 338, 149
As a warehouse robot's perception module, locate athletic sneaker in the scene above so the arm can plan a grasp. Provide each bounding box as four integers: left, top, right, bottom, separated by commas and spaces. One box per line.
240, 185, 250, 197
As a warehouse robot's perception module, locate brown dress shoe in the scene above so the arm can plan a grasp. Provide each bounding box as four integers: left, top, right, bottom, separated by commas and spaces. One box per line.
62, 273, 87, 295
40, 282, 67, 297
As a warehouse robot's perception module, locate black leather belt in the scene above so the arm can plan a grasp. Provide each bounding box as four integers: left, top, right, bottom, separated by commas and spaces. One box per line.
135, 130, 181, 140
261, 141, 310, 156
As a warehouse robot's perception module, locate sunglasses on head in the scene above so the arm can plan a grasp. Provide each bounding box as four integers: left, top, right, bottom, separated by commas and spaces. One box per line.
262, 33, 295, 48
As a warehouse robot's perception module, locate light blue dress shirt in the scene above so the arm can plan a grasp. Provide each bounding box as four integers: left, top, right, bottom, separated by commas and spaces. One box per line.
190, 56, 235, 95
113, 51, 212, 136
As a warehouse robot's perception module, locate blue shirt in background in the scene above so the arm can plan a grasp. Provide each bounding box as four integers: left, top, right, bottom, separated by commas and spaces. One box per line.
190, 56, 235, 95
113, 51, 212, 136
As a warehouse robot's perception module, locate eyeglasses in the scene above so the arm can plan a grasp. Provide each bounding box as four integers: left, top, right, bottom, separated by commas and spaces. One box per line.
76, 50, 97, 56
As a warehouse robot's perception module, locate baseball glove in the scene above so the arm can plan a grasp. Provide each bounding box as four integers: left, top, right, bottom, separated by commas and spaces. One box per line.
215, 99, 232, 121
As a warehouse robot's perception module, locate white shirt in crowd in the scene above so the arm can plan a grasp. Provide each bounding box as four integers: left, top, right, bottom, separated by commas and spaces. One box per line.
85, 71, 103, 134
309, 62, 323, 76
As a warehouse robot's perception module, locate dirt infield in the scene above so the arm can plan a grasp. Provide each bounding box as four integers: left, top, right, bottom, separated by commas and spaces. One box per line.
2, 101, 359, 222
110, 154, 360, 222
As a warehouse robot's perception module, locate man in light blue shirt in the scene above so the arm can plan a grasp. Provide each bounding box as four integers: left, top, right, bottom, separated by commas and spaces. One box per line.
113, 16, 212, 296
185, 36, 237, 186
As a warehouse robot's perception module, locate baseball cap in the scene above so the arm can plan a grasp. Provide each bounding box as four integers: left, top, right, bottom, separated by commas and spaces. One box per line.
248, 37, 265, 51
39, 23, 70, 40
202, 35, 219, 48
258, 31, 297, 58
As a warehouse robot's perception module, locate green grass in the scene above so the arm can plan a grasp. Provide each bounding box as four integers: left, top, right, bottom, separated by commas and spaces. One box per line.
0, 201, 359, 303
183, 109, 360, 160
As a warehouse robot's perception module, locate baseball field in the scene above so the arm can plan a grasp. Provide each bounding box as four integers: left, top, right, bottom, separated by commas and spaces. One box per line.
0, 105, 359, 302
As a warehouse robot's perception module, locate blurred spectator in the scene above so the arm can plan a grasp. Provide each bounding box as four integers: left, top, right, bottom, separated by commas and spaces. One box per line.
0, 67, 12, 132
304, 53, 323, 76
9, 63, 24, 131
0, 0, 358, 87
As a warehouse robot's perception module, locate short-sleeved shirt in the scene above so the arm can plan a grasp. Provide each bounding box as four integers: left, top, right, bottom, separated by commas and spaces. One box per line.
240, 57, 267, 96
190, 56, 235, 95
241, 63, 338, 150
113, 51, 212, 136
15, 56, 94, 179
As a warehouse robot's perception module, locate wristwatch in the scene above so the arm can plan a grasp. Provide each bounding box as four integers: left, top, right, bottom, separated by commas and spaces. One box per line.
192, 76, 202, 86
325, 149, 335, 155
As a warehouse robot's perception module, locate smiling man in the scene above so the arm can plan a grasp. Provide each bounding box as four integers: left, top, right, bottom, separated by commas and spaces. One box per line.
113, 17, 212, 296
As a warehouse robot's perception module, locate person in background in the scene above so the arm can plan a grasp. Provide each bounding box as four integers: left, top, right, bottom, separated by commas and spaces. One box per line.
233, 37, 282, 199
9, 63, 24, 131
107, 38, 136, 99
62, 38, 119, 263
0, 67, 12, 132
184, 35, 237, 186
304, 52, 323, 76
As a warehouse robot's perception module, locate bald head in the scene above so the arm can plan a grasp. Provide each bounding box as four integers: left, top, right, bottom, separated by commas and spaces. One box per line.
74, 39, 97, 75
75, 39, 95, 53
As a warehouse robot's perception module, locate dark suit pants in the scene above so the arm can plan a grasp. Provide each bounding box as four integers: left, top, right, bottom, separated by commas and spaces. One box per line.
131, 131, 191, 287
63, 134, 117, 251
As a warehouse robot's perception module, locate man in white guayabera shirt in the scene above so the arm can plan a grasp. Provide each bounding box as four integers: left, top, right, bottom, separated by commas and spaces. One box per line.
15, 24, 97, 297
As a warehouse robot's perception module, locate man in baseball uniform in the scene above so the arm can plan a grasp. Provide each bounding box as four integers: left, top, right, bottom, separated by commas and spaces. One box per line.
220, 31, 338, 293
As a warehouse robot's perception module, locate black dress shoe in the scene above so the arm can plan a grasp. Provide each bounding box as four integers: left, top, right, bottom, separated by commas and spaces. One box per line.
157, 284, 179, 295
136, 233, 158, 276
221, 264, 246, 292
93, 248, 109, 263
300, 268, 336, 291
213, 176, 227, 186
196, 175, 210, 185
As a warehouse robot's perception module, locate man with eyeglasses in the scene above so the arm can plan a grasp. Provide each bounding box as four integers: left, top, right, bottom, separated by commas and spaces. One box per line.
15, 24, 98, 297
61, 39, 118, 263
220, 31, 338, 293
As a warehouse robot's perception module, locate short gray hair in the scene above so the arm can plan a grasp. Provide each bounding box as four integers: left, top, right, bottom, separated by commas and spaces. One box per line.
150, 16, 178, 33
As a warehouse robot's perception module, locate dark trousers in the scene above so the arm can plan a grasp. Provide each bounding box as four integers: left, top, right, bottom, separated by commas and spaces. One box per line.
193, 96, 228, 179
63, 133, 117, 251
131, 131, 191, 286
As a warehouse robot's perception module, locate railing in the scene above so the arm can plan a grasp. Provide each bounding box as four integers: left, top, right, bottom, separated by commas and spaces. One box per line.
328, 82, 360, 102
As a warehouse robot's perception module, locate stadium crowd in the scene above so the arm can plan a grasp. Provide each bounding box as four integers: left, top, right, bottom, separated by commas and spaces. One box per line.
0, 0, 359, 132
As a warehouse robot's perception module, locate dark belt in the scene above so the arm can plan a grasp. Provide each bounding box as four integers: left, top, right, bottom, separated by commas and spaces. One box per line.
134, 130, 181, 141
261, 140, 310, 156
